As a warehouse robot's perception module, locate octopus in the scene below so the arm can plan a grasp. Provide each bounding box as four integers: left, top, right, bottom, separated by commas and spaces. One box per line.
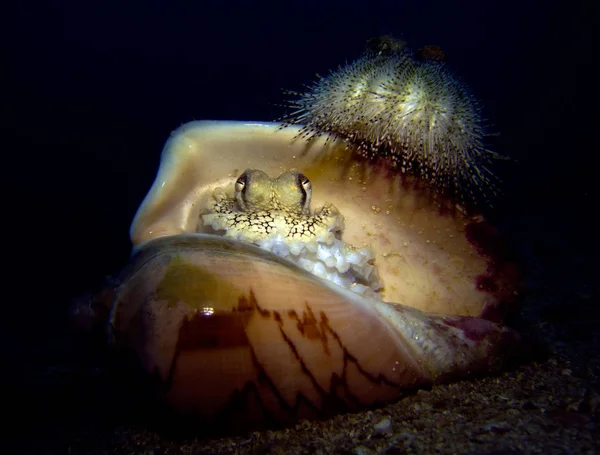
202, 169, 383, 299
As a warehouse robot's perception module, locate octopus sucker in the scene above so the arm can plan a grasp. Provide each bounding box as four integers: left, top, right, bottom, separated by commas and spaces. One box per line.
75, 120, 521, 432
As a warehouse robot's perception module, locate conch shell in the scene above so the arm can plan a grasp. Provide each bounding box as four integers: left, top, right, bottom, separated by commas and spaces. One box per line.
82, 121, 520, 431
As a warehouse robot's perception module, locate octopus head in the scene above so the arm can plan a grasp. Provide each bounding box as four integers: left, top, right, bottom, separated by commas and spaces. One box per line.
203, 168, 382, 299
234, 169, 312, 214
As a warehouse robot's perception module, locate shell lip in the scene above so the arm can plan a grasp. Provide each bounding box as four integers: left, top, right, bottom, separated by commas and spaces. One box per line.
128, 233, 389, 317
130, 232, 349, 290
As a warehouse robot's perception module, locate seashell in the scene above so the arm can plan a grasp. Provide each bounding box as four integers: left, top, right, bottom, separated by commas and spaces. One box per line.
79, 120, 521, 430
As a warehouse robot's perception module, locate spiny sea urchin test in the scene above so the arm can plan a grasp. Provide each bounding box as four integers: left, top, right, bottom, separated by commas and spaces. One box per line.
281, 38, 502, 210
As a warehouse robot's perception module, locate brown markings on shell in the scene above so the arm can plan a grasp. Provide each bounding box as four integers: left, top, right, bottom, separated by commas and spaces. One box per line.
165, 288, 414, 425
287, 306, 329, 352
465, 220, 523, 322
176, 310, 251, 349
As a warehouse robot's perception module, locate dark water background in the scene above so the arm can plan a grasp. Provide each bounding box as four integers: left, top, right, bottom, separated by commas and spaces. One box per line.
3, 0, 597, 451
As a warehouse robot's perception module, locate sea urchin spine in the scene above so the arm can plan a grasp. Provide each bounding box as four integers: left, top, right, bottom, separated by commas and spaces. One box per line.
282, 42, 502, 210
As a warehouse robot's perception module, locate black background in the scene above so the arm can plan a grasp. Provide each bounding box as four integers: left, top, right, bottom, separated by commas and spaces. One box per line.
3, 0, 597, 432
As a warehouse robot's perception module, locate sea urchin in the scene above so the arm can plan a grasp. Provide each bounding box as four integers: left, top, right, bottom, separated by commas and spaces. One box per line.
281, 38, 503, 210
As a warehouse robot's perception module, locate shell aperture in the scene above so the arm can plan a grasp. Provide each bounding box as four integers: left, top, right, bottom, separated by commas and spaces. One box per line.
202, 169, 383, 299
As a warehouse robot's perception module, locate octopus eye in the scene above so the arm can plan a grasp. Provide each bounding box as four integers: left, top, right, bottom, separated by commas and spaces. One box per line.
299, 174, 311, 192
297, 173, 312, 212
235, 174, 247, 193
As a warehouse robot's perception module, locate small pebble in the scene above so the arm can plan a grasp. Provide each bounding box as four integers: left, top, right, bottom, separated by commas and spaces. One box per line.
373, 417, 393, 435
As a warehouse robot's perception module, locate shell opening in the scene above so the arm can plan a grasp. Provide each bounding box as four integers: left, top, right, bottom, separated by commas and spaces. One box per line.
200, 174, 384, 300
